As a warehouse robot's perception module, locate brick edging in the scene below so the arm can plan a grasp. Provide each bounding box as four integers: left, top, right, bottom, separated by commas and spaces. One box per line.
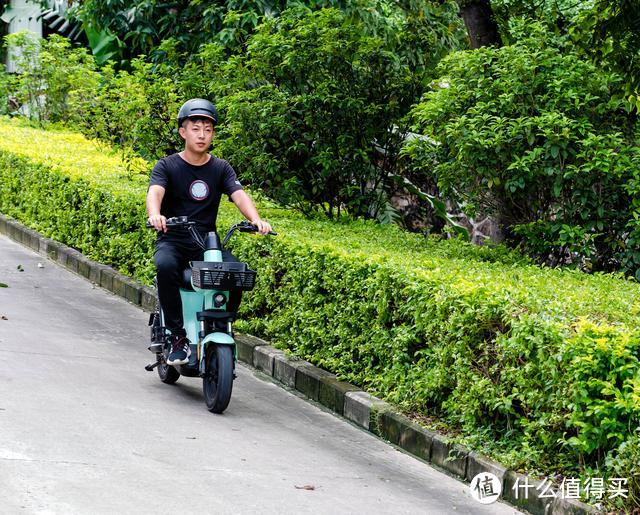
0, 214, 599, 515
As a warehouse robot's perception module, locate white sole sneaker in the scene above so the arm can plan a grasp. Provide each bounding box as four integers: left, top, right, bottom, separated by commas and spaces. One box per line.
166, 358, 189, 366
166, 349, 191, 366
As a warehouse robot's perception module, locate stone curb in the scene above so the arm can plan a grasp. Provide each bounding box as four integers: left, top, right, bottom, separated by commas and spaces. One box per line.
0, 214, 600, 515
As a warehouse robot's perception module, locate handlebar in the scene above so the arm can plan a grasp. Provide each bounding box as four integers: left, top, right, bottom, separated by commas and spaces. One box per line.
145, 215, 195, 229
146, 216, 276, 250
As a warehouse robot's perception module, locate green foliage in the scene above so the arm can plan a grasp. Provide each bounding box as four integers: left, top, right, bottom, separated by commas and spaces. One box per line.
561, 320, 640, 459
490, 0, 595, 41
571, 0, 640, 109
3, 7, 463, 231
77, 57, 181, 163
68, 0, 464, 70
65, 4, 462, 225
0, 120, 154, 281
0, 62, 10, 115
212, 7, 418, 219
4, 31, 100, 126
3, 120, 640, 510
69, 0, 289, 64
606, 430, 640, 509
406, 20, 640, 275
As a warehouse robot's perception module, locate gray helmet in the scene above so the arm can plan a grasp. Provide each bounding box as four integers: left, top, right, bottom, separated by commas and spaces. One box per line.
177, 98, 218, 128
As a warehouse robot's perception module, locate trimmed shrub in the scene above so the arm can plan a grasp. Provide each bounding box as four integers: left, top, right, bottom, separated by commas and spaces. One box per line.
0, 119, 154, 281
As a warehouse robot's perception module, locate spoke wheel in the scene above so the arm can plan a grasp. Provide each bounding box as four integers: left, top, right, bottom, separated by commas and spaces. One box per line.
203, 344, 234, 413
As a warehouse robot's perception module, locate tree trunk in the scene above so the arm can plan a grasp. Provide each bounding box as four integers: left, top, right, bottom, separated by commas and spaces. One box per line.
458, 0, 501, 48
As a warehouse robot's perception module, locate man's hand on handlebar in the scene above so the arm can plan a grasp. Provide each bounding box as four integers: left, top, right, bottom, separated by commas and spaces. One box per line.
148, 214, 168, 233
251, 219, 273, 236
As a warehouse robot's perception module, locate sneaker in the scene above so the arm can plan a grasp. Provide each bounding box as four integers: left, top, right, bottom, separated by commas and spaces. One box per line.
167, 336, 191, 366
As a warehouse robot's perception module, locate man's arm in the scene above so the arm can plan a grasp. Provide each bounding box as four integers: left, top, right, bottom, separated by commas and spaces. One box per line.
146, 184, 168, 232
230, 190, 272, 235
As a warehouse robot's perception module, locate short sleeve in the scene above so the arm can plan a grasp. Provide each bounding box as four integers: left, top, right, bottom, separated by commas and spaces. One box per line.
149, 158, 169, 188
221, 161, 243, 199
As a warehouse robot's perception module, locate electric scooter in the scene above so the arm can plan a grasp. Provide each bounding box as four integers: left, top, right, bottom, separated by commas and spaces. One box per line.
144, 216, 274, 413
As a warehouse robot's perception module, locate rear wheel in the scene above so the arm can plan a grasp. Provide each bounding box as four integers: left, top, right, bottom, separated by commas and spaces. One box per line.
153, 303, 180, 384
203, 344, 234, 413
157, 349, 180, 384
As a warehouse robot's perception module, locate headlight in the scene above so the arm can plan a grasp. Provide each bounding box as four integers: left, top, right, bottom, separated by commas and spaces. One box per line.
214, 293, 227, 308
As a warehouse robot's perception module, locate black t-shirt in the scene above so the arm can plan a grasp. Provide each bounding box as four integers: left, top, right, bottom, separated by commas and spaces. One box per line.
149, 153, 243, 232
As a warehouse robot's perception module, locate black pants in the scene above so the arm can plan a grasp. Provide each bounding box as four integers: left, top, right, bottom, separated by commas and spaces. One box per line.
154, 233, 242, 337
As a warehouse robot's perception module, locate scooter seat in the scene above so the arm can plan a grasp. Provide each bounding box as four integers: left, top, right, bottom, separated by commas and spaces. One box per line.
180, 267, 195, 291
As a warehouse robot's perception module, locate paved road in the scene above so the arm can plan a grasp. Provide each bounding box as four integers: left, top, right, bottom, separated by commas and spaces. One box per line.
0, 234, 521, 515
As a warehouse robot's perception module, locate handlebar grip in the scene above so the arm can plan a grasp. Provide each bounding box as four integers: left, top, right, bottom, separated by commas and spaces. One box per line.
237, 221, 277, 236
146, 216, 196, 229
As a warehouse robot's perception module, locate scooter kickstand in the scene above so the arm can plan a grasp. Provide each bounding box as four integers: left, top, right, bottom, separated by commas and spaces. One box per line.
145, 360, 160, 372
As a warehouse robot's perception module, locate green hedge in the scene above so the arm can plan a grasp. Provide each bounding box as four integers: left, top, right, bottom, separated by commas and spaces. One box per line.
1, 118, 640, 507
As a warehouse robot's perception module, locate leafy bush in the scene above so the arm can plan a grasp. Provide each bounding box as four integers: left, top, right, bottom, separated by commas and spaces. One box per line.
571, 0, 640, 110
4, 31, 100, 125
72, 5, 459, 223
606, 431, 640, 509
405, 20, 640, 276
68, 0, 289, 64
68, 0, 464, 69
3, 121, 640, 512
211, 7, 419, 219
77, 57, 181, 163
0, 62, 10, 115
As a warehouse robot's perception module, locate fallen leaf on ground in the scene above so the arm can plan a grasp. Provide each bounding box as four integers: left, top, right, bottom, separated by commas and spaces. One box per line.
0, 283, 7, 288
16, 265, 24, 272
1, 315, 7, 320
294, 485, 316, 490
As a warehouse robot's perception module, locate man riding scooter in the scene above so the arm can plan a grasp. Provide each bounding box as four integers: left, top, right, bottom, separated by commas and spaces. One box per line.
146, 98, 272, 366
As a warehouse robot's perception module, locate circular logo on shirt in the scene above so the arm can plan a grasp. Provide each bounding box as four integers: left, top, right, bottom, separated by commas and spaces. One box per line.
189, 180, 209, 201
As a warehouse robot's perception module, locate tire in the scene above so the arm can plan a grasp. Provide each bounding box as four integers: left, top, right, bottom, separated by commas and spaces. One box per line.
203, 344, 234, 413
153, 300, 180, 385
157, 350, 180, 385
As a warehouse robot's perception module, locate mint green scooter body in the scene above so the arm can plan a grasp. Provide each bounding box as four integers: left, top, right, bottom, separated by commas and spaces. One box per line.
178, 247, 237, 371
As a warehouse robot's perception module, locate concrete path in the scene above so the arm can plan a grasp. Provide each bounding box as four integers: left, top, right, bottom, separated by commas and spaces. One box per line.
0, 234, 521, 515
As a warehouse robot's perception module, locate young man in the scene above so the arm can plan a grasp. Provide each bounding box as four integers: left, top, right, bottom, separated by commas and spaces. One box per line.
147, 98, 272, 366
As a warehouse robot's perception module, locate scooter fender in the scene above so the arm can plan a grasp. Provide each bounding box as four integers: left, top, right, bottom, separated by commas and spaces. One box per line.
201, 332, 235, 346
198, 332, 236, 371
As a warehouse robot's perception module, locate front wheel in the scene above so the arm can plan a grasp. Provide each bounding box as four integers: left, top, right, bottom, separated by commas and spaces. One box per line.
203, 344, 234, 413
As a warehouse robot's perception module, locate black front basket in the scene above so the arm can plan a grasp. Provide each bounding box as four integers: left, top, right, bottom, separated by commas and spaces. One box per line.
190, 261, 256, 291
